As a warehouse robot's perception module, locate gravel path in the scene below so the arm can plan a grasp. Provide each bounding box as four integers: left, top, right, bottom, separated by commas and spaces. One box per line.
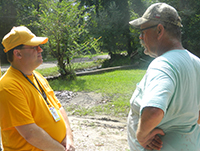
56, 91, 130, 151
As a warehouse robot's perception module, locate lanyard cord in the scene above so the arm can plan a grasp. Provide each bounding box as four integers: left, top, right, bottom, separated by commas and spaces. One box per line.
19, 70, 50, 106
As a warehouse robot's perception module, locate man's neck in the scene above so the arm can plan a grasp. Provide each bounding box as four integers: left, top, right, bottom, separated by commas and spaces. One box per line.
157, 38, 184, 56
11, 64, 33, 75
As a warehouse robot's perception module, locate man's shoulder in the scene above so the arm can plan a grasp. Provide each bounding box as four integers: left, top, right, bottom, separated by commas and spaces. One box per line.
148, 49, 200, 77
33, 70, 50, 87
33, 70, 45, 79
152, 49, 190, 65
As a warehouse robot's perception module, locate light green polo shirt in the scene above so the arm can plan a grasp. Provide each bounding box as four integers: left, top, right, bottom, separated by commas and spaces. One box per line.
128, 49, 200, 151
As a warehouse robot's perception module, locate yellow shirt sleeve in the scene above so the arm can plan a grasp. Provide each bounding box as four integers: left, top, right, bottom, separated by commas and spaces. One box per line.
0, 82, 35, 130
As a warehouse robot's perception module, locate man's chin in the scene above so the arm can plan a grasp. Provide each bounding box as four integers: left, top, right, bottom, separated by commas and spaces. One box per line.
39, 58, 43, 63
37, 59, 43, 67
144, 49, 156, 58
144, 49, 149, 55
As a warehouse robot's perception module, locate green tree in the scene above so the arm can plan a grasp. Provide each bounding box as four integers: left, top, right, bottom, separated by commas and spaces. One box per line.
0, 0, 42, 64
34, 0, 100, 78
128, 0, 151, 60
129, 0, 147, 16
0, 0, 18, 63
178, 0, 200, 56
78, 0, 134, 58
15, 0, 41, 25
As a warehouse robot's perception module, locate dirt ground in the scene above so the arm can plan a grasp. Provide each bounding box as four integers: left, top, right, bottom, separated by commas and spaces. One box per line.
55, 91, 130, 151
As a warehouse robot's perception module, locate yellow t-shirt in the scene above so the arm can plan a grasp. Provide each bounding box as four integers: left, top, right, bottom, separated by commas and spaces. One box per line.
0, 67, 66, 151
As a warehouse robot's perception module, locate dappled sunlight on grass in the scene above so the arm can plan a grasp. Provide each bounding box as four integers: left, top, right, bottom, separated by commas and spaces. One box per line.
49, 69, 145, 94
49, 69, 146, 116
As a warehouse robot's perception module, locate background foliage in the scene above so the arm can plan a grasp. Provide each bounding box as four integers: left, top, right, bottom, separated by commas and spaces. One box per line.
33, 0, 100, 78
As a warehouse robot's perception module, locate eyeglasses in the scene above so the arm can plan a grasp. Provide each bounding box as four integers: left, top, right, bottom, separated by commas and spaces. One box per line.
140, 25, 158, 37
20, 46, 41, 51
31, 46, 41, 50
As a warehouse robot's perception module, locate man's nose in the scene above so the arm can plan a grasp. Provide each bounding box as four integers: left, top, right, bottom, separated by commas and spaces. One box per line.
37, 46, 43, 52
139, 34, 143, 40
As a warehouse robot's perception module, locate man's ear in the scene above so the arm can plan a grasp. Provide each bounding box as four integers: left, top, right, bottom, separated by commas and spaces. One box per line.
157, 24, 165, 40
13, 49, 22, 59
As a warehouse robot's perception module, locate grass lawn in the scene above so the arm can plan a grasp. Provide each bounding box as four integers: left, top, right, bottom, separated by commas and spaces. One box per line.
49, 69, 146, 117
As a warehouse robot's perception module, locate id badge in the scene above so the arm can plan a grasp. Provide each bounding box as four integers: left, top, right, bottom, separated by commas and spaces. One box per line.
49, 107, 61, 122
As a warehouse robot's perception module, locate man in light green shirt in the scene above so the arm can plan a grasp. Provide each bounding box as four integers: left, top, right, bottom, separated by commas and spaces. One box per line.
127, 3, 200, 151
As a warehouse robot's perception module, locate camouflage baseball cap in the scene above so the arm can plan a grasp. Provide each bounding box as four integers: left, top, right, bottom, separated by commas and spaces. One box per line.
129, 3, 182, 28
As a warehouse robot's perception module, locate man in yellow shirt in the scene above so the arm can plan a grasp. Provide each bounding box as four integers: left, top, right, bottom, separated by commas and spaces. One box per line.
0, 26, 75, 151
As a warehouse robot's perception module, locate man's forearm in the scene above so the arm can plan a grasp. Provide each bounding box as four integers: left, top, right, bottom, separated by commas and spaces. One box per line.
136, 107, 164, 149
60, 107, 73, 140
137, 107, 164, 138
60, 107, 75, 150
198, 111, 200, 124
16, 123, 65, 151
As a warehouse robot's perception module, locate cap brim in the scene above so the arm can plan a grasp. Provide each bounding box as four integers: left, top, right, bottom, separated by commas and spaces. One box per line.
24, 37, 48, 46
129, 17, 149, 28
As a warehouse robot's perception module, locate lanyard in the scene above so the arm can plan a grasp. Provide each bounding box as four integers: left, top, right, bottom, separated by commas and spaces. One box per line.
19, 71, 50, 106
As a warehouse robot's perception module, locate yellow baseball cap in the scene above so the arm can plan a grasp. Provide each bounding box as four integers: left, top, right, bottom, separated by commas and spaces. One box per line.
2, 26, 48, 53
